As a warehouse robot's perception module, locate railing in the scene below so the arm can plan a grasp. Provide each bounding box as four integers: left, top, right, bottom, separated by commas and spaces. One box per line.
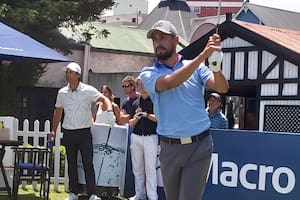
14, 119, 68, 192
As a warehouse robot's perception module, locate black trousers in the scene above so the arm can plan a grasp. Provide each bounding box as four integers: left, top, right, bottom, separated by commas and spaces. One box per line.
63, 128, 96, 196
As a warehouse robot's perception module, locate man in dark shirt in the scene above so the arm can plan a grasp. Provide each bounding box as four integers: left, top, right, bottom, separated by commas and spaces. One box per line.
120, 75, 139, 124
120, 75, 139, 198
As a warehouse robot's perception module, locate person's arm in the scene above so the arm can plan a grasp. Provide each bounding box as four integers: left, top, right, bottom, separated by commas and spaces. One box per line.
97, 93, 112, 111
147, 113, 157, 122
119, 111, 129, 125
112, 103, 121, 125
49, 107, 63, 140
92, 103, 100, 122
155, 34, 222, 92
206, 72, 229, 94
128, 114, 139, 128
129, 112, 156, 128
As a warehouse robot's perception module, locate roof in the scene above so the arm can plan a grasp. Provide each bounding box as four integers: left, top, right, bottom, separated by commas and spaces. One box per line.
180, 19, 300, 65
235, 3, 300, 30
59, 21, 188, 54
234, 20, 300, 56
138, 0, 198, 41
0, 21, 70, 63
189, 15, 227, 42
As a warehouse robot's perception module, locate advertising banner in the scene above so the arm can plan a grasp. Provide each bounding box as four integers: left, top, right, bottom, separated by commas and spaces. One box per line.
204, 129, 300, 200
78, 124, 128, 189
77, 127, 300, 200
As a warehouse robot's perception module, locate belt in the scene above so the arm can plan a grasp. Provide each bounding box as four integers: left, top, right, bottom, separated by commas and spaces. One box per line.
159, 130, 210, 145
63, 127, 90, 134
133, 132, 156, 136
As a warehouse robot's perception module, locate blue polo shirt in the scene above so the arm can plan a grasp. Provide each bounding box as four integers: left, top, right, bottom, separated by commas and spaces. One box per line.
140, 55, 213, 138
206, 108, 229, 129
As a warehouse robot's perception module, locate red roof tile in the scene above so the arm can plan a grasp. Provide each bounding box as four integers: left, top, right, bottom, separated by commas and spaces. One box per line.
234, 20, 300, 55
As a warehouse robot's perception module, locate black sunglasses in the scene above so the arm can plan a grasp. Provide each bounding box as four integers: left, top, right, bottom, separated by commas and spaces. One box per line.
122, 84, 131, 88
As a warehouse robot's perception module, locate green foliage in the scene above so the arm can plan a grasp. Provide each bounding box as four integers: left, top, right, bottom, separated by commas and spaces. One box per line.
0, 0, 115, 48
59, 145, 66, 176
50, 145, 66, 177
0, 0, 114, 115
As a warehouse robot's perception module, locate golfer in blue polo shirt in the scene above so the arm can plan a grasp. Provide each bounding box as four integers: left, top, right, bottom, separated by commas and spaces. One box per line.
140, 20, 229, 200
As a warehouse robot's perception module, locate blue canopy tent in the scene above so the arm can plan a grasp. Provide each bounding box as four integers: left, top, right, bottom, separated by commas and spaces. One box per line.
0, 21, 70, 63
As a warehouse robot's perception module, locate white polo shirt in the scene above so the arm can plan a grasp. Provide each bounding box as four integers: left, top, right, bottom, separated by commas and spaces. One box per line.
55, 82, 100, 130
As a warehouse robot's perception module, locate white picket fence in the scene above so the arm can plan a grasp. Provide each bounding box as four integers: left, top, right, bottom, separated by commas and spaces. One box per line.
15, 118, 69, 192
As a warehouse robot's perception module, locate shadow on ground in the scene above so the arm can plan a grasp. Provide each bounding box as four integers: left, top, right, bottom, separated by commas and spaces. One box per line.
0, 193, 43, 200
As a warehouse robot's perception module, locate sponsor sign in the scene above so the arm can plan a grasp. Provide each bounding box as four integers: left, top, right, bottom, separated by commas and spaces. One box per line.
204, 130, 300, 200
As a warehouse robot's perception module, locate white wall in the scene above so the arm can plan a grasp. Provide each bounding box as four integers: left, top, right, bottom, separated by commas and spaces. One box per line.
37, 48, 154, 101
113, 0, 149, 15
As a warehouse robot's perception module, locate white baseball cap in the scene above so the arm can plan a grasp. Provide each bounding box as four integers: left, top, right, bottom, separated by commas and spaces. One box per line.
65, 62, 81, 74
147, 20, 178, 38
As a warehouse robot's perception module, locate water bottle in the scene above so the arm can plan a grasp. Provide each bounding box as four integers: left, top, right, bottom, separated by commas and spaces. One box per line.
47, 139, 54, 150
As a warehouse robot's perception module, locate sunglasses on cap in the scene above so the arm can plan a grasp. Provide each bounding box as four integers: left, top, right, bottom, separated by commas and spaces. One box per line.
122, 84, 131, 88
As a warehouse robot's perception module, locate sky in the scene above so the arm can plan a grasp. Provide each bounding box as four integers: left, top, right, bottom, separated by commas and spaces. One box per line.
149, 0, 161, 13
248, 0, 300, 13
104, 0, 300, 16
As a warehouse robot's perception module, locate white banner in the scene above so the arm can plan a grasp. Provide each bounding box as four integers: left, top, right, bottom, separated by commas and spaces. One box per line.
78, 124, 129, 189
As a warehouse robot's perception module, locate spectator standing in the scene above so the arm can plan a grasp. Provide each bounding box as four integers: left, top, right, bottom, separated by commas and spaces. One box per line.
128, 76, 158, 200
119, 75, 140, 198
93, 85, 120, 125
120, 76, 140, 125
49, 62, 113, 200
206, 92, 228, 129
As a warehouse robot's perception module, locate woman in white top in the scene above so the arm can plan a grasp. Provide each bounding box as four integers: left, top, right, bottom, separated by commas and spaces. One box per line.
93, 85, 121, 125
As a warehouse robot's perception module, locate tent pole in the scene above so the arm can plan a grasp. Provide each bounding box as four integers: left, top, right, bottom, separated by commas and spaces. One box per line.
82, 42, 90, 83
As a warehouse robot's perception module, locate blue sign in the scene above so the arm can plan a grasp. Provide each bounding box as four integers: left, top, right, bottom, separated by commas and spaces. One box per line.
204, 129, 300, 200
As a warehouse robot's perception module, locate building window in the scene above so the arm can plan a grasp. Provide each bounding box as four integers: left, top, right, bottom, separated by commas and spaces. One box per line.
264, 105, 300, 133
132, 18, 137, 23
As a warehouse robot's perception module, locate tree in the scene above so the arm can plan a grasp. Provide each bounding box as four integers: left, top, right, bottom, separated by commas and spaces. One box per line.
0, 0, 114, 48
0, 0, 114, 115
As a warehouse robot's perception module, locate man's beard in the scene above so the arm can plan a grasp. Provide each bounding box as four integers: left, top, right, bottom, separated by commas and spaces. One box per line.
155, 47, 174, 61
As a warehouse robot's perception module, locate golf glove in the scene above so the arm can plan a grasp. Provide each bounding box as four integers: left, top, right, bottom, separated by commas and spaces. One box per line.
208, 51, 223, 72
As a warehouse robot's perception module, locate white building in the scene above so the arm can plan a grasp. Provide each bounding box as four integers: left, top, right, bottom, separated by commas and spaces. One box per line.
100, 0, 160, 26
111, 0, 160, 15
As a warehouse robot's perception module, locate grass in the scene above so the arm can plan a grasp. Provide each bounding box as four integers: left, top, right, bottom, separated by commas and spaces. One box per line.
0, 184, 127, 200
0, 184, 66, 200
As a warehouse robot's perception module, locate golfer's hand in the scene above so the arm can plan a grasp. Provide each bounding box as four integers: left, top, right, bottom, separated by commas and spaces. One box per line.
208, 51, 223, 72
203, 34, 222, 58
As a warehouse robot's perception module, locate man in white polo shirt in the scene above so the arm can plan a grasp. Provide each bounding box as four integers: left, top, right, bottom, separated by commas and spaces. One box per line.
49, 62, 114, 200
